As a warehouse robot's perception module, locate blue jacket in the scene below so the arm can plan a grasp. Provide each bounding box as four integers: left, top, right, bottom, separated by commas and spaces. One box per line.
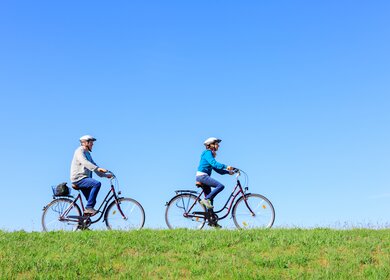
197, 150, 230, 176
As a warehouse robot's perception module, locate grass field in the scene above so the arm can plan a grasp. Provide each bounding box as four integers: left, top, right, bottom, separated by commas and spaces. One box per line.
0, 229, 389, 279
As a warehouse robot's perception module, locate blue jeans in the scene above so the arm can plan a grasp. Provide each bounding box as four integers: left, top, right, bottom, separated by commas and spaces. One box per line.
196, 175, 225, 201
75, 178, 101, 208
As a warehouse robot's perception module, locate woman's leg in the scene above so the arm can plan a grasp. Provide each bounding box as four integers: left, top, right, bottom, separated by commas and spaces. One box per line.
196, 175, 225, 200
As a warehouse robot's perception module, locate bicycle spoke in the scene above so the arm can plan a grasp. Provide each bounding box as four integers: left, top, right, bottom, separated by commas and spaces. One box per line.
165, 194, 206, 229
42, 198, 81, 232
233, 194, 275, 229
105, 198, 145, 230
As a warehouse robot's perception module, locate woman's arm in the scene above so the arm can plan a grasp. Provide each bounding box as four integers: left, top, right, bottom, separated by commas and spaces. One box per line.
204, 150, 227, 170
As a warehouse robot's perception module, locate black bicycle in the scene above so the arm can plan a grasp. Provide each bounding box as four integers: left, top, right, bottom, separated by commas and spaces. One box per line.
165, 169, 275, 229
42, 172, 145, 231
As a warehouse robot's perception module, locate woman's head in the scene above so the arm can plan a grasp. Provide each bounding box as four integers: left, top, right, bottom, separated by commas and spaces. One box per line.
204, 137, 222, 151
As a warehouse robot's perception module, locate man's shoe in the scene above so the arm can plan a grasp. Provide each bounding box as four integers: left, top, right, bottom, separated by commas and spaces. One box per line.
200, 199, 214, 209
84, 208, 97, 215
213, 223, 222, 229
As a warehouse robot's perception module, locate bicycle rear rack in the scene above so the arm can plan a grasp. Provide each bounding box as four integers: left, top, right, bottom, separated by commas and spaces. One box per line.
174, 190, 198, 195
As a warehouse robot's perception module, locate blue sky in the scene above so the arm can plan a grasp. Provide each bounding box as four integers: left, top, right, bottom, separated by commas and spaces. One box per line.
0, 1, 389, 231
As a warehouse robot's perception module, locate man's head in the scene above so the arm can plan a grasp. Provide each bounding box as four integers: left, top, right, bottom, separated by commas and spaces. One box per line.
79, 135, 96, 151
204, 137, 222, 151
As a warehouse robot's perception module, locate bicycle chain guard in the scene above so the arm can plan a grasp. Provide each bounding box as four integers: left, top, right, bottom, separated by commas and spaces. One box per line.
206, 209, 219, 226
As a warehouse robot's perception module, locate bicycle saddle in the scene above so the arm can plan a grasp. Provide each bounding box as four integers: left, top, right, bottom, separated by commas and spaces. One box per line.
196, 182, 212, 193
72, 184, 80, 190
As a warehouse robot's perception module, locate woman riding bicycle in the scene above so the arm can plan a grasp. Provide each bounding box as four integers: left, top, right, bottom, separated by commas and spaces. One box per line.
196, 137, 234, 209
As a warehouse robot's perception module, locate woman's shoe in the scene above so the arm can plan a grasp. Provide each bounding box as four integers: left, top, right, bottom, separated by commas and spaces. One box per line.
200, 199, 213, 209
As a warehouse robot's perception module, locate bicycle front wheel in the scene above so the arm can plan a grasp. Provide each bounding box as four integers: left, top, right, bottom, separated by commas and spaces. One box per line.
232, 194, 275, 229
42, 198, 82, 232
165, 193, 206, 229
105, 198, 145, 230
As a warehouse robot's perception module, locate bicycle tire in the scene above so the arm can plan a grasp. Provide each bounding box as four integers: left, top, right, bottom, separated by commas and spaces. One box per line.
42, 198, 82, 232
104, 197, 145, 230
165, 193, 206, 229
232, 193, 275, 229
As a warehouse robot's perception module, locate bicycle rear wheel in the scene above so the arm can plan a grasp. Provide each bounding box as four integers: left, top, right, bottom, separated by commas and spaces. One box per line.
232, 193, 275, 229
42, 198, 82, 231
105, 198, 145, 230
165, 193, 206, 229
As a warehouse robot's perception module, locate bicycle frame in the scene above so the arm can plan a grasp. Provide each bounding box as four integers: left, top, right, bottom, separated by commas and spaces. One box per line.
59, 181, 127, 225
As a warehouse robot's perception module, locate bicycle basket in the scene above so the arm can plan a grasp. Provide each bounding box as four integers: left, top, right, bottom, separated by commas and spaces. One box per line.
52, 182, 70, 196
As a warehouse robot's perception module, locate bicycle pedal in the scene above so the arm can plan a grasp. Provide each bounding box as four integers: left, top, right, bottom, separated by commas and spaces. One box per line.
83, 212, 98, 217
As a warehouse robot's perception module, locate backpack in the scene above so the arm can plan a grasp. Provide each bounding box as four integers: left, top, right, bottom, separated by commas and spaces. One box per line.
53, 182, 70, 196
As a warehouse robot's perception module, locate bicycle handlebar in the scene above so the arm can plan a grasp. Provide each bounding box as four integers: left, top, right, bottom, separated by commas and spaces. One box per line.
231, 168, 250, 181
106, 171, 116, 179
229, 168, 241, 177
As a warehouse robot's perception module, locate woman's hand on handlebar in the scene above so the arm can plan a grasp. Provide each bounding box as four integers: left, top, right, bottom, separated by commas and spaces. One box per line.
227, 166, 239, 175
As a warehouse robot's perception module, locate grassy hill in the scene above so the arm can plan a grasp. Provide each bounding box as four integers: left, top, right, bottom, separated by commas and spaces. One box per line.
0, 229, 389, 279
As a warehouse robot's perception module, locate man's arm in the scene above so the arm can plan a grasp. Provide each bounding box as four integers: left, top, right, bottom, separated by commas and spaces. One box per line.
94, 168, 112, 178
75, 149, 98, 171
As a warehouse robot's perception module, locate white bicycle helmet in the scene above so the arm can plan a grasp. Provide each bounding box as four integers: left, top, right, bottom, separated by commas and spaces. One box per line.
79, 135, 96, 142
204, 137, 222, 146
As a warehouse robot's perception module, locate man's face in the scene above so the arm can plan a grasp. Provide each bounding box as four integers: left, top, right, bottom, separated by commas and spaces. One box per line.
82, 140, 94, 151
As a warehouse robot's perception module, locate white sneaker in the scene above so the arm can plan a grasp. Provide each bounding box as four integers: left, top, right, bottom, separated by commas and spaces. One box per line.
200, 199, 213, 209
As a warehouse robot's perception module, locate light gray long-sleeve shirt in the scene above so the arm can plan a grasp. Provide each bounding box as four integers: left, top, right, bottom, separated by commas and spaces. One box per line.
70, 146, 106, 183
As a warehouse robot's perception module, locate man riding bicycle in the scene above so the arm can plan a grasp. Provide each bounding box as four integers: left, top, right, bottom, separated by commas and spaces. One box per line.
196, 137, 234, 209
70, 135, 112, 215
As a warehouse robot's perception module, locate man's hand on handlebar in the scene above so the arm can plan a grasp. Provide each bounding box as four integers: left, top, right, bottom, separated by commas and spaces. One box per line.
97, 167, 113, 178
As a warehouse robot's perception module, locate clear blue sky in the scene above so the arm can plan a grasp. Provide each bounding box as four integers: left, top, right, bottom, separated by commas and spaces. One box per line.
0, 1, 389, 231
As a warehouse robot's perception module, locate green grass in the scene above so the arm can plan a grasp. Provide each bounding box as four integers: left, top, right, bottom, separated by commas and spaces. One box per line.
0, 229, 389, 279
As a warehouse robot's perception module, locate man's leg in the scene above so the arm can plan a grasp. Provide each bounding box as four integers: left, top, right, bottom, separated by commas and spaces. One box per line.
76, 178, 101, 208
80, 188, 91, 202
